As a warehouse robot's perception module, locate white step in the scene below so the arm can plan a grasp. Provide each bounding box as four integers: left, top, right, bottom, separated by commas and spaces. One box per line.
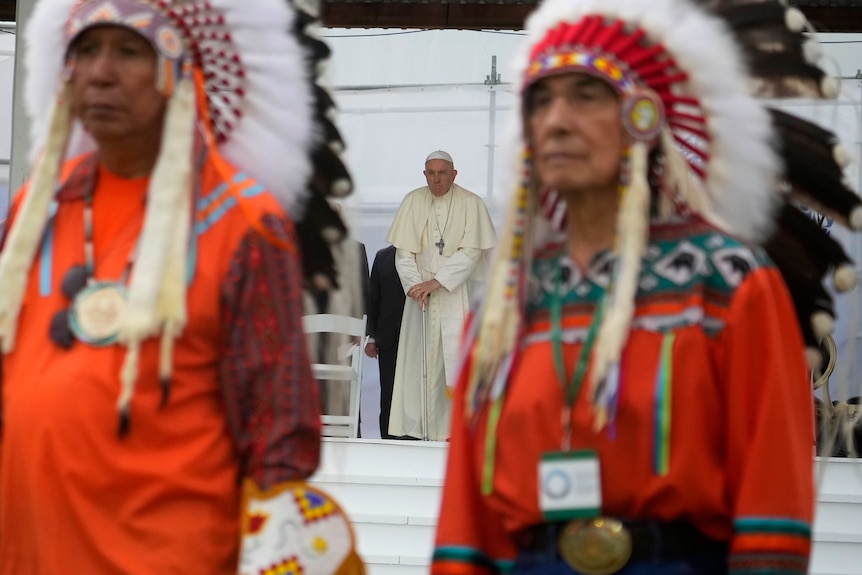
309, 481, 441, 520
815, 458, 862, 496
367, 562, 428, 575
315, 437, 448, 480
812, 457, 862, 575
311, 438, 443, 575
814, 501, 862, 537
811, 540, 862, 575
353, 517, 435, 558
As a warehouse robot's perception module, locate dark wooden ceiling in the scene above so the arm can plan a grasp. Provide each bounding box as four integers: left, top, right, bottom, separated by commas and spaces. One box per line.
1, 0, 861, 32
319, 1, 862, 32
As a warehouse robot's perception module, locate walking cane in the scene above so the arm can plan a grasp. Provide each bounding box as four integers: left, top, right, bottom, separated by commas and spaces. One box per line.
421, 299, 430, 441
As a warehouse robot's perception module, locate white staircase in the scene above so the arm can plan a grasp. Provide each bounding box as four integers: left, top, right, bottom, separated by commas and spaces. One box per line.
811, 458, 862, 575
312, 439, 862, 575
310, 438, 447, 575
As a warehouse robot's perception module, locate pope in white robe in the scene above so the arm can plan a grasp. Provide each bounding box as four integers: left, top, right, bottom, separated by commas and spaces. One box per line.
386, 151, 496, 440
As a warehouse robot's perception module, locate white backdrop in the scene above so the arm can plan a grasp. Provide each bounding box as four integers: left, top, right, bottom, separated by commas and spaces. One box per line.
324, 29, 526, 259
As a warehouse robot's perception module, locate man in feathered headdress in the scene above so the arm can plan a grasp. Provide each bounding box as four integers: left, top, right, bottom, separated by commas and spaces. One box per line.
432, 0, 861, 573
0, 0, 363, 573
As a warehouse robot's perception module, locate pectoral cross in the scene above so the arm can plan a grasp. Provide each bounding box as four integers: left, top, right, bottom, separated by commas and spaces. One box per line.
435, 238, 445, 255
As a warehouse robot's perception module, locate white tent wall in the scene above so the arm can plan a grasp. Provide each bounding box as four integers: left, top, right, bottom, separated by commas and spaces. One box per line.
336, 86, 516, 205
335, 84, 518, 248
325, 28, 520, 87
324, 28, 524, 256
816, 33, 862, 81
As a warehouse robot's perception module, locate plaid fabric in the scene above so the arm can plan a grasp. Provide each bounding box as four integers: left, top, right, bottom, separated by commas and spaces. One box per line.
220, 212, 321, 488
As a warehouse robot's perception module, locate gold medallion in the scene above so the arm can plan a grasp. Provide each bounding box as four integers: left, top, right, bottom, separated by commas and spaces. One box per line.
557, 518, 632, 575
70, 282, 128, 346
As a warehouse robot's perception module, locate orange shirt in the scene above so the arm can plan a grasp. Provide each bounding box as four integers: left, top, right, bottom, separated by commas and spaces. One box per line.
0, 156, 312, 574
433, 220, 814, 574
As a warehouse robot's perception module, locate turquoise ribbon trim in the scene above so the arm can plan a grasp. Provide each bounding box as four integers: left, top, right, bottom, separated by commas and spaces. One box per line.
734, 517, 812, 537
196, 172, 247, 213
433, 546, 512, 574
186, 223, 198, 286
38, 203, 59, 297
194, 183, 265, 235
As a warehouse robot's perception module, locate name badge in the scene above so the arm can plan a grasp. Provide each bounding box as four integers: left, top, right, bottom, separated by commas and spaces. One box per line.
538, 450, 602, 521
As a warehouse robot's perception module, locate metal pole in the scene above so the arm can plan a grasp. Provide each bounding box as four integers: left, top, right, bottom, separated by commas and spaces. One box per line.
857, 73, 861, 213
10, 0, 38, 195
421, 302, 429, 441
484, 56, 501, 202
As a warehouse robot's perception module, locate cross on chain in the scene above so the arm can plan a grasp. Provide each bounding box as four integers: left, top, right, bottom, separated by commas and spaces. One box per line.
435, 238, 445, 255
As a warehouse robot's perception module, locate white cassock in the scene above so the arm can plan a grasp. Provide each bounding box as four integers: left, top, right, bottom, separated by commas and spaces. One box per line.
386, 184, 496, 440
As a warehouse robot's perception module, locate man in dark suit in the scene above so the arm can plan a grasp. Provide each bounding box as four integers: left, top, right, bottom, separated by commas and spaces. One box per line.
365, 245, 407, 439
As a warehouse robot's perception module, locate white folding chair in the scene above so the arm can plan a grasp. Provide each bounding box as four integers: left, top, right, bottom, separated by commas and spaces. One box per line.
302, 314, 368, 438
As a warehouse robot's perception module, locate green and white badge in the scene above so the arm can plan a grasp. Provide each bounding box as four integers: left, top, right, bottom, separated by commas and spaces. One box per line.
539, 450, 602, 521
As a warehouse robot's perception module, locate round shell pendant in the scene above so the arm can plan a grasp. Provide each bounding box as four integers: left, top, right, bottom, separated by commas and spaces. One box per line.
69, 282, 128, 346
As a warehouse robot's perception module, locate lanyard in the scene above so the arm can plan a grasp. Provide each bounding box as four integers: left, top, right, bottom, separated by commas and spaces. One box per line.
551, 255, 605, 451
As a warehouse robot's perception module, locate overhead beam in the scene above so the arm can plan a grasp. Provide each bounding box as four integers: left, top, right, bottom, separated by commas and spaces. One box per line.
0, 2, 14, 21
319, 2, 535, 29
1, 2, 861, 34
319, 3, 862, 32
802, 6, 862, 32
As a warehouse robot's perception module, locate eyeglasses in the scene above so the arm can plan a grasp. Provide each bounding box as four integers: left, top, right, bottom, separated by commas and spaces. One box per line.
49, 263, 90, 349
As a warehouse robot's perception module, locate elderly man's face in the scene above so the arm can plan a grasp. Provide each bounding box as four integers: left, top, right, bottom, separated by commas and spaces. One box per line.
70, 26, 167, 146
527, 73, 623, 198
424, 159, 457, 198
